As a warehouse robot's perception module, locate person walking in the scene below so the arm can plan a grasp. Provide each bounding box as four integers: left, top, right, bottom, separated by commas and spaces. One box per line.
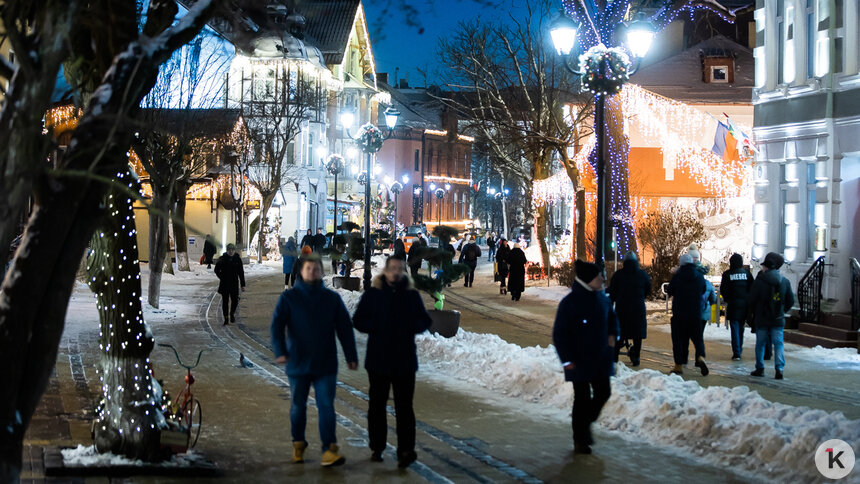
202, 234, 217, 268
720, 253, 754, 360
282, 237, 298, 289
748, 252, 794, 380
552, 260, 618, 455
214, 243, 245, 324
270, 256, 359, 467
495, 238, 511, 295
312, 228, 327, 253
507, 242, 527, 301
486, 232, 496, 261
393, 236, 407, 259
458, 237, 482, 287
607, 252, 651, 367
688, 249, 716, 364
666, 254, 708, 376
353, 256, 432, 468
300, 229, 314, 251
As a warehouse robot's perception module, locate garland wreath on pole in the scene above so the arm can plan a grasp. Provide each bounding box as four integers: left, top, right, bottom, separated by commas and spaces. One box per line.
578, 44, 630, 96
326, 153, 345, 175
356, 123, 385, 153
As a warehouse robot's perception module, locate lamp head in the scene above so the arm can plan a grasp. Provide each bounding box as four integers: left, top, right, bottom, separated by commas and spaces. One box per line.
346, 146, 358, 159
384, 107, 400, 130
429, 182, 436, 191
625, 13, 655, 58
444, 183, 451, 191
401, 174, 409, 184
315, 145, 328, 158
488, 188, 496, 195
340, 112, 355, 129
550, 11, 580, 56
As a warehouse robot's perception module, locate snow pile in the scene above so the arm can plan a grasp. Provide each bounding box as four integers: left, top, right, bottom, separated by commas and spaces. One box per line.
61, 445, 207, 468
523, 285, 571, 303
416, 329, 860, 482
333, 287, 362, 315
244, 262, 278, 273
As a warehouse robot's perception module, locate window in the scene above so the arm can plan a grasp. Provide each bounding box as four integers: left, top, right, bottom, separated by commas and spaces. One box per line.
777, 0, 785, 84
806, 0, 816, 78
287, 142, 295, 165
307, 133, 314, 166
414, 149, 420, 172
253, 67, 276, 101
710, 65, 729, 83
783, 1, 796, 84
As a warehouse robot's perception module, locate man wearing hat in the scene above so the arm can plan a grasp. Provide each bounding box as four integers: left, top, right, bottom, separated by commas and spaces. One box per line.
748, 252, 794, 379
607, 251, 651, 366
666, 253, 708, 375
552, 260, 619, 454
214, 243, 245, 324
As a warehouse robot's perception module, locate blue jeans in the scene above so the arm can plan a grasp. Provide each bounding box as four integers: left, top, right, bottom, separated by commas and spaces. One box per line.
488, 246, 496, 261
755, 327, 784, 371
289, 374, 338, 450
729, 320, 744, 357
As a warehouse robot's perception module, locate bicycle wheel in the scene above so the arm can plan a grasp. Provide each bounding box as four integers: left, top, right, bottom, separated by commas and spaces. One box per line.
180, 398, 203, 448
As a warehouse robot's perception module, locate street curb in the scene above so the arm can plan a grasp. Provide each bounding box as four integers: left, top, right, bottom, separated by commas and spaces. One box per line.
43, 447, 221, 478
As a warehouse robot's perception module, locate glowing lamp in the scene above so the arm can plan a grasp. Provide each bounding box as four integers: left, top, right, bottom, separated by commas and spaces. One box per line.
550, 13, 580, 56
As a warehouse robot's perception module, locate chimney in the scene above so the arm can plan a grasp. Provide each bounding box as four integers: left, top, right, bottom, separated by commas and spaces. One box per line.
394, 67, 399, 88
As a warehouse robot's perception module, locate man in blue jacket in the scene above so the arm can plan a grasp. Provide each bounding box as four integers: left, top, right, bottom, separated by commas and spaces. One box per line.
271, 256, 359, 467
552, 260, 619, 455
353, 256, 432, 468
666, 253, 708, 376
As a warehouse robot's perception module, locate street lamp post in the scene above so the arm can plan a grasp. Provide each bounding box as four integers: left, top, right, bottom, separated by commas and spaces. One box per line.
326, 154, 345, 235
341, 107, 400, 290
434, 187, 445, 228
550, 11, 653, 271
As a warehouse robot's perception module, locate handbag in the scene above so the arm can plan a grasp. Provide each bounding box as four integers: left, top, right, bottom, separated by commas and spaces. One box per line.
199, 255, 206, 264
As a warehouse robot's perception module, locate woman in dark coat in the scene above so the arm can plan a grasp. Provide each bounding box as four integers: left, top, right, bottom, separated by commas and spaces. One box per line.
607, 252, 651, 366
202, 234, 217, 268
393, 237, 407, 259
495, 239, 511, 294
720, 253, 753, 360
507, 243, 527, 301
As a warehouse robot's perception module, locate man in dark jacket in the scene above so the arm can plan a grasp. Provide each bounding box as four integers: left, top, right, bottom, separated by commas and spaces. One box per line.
458, 237, 482, 287
353, 256, 432, 468
300, 229, 314, 250
313, 228, 327, 253
271, 256, 359, 467
202, 234, 217, 268
214, 243, 245, 324
608, 252, 651, 366
666, 253, 708, 376
748, 252, 794, 380
720, 253, 754, 360
552, 260, 619, 455
486, 233, 496, 261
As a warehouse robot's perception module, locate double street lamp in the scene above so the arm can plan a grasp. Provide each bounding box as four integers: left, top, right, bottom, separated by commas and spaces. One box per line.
550, 11, 654, 271
429, 182, 450, 227
384, 174, 409, 233
341, 106, 400, 290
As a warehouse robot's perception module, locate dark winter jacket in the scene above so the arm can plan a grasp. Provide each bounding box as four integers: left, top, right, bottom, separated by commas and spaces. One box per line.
748, 268, 795, 328
495, 244, 511, 281
353, 275, 432, 375
393, 239, 407, 259
282, 241, 298, 275
553, 283, 620, 382
608, 259, 651, 339
487, 237, 496, 249
214, 252, 245, 295
666, 264, 706, 322
270, 280, 358, 377
458, 242, 482, 268
507, 247, 527, 294
203, 238, 217, 261
313, 233, 327, 252
300, 234, 314, 249
720, 255, 753, 322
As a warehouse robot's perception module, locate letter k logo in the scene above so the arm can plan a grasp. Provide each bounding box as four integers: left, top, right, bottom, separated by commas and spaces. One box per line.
827, 448, 845, 469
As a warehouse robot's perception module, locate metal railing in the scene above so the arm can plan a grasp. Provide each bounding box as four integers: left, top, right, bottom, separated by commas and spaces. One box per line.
850, 257, 860, 331
798, 255, 826, 322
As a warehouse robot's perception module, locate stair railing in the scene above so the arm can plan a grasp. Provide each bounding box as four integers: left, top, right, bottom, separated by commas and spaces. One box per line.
797, 255, 825, 323
850, 257, 860, 331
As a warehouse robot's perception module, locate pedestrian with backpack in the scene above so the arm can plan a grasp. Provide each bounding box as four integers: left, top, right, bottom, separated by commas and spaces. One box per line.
748, 252, 794, 379
458, 236, 482, 287
486, 232, 497, 261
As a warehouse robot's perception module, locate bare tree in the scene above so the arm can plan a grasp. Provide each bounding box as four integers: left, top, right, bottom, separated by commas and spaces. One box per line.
437, 0, 594, 267
0, 1, 246, 478
242, 63, 321, 263
638, 203, 706, 292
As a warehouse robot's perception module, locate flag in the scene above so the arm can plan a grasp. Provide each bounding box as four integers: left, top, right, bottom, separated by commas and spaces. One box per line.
726, 118, 758, 154
712, 121, 739, 162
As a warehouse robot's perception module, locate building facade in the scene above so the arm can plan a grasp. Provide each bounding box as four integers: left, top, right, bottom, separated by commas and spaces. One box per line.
752, 0, 860, 313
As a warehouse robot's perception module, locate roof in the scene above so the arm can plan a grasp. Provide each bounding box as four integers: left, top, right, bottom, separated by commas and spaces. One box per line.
295, 0, 361, 65
380, 83, 443, 130
138, 109, 244, 139
630, 35, 753, 105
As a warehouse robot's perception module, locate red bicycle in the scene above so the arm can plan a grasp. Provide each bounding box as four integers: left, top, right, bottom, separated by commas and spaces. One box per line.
158, 343, 206, 450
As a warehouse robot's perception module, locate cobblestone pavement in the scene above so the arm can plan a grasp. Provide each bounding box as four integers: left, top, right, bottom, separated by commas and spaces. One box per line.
22, 257, 859, 483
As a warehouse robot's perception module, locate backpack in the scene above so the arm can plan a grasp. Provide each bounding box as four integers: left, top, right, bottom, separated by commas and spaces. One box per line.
465, 244, 477, 261
761, 277, 784, 321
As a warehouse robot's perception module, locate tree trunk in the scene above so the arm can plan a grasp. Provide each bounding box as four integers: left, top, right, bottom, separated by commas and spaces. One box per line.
500, 176, 509, 238
605, 96, 637, 255
575, 189, 587, 260
234, 208, 243, 253
88, 176, 163, 461
173, 193, 190, 272
257, 192, 276, 264
147, 187, 171, 308
533, 152, 552, 271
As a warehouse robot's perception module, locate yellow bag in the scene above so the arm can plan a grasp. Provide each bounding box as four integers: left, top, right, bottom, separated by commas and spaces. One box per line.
709, 304, 718, 323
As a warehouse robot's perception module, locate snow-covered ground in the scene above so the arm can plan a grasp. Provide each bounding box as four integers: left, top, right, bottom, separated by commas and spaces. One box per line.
61, 444, 208, 468
415, 330, 860, 483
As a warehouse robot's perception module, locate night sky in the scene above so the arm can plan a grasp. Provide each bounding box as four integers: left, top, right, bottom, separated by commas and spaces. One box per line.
364, 0, 531, 86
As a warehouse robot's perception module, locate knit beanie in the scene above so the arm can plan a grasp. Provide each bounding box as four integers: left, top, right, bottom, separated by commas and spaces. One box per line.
574, 260, 600, 283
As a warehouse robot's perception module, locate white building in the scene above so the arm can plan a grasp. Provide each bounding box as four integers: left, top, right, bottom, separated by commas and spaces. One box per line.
752, 0, 859, 340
